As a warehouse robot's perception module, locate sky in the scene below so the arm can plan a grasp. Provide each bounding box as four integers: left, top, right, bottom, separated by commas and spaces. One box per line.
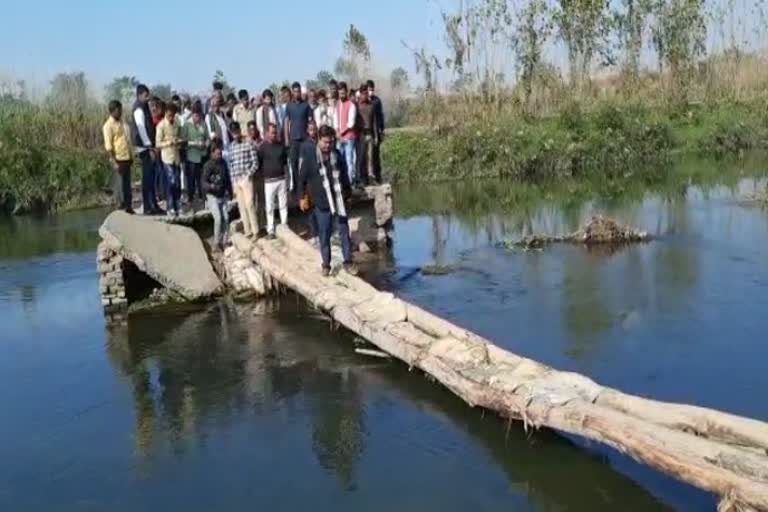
1, 0, 444, 98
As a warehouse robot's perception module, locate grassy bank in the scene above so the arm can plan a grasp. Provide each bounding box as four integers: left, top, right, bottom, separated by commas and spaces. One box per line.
0, 100, 109, 214
382, 99, 768, 183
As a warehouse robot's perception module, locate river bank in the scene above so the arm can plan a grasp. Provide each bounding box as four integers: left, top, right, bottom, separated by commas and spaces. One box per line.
383, 100, 768, 183
2, 99, 766, 214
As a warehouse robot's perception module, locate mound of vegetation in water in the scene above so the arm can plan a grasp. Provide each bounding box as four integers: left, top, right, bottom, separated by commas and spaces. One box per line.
502, 216, 650, 250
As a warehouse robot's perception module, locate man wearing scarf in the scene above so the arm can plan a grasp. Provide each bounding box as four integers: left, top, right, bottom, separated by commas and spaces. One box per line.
297, 125, 357, 277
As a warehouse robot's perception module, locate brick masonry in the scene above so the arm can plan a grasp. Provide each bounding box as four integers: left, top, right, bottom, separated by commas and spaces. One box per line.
96, 241, 128, 323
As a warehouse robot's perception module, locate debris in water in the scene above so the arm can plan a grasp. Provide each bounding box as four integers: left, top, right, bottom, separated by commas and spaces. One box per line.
420, 263, 462, 275
502, 215, 651, 250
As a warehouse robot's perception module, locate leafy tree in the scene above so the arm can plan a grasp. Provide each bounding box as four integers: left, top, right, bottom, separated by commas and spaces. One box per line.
212, 70, 235, 97
104, 75, 139, 106
46, 71, 91, 111
150, 83, 173, 101
554, 0, 614, 89
336, 25, 371, 85
389, 67, 409, 92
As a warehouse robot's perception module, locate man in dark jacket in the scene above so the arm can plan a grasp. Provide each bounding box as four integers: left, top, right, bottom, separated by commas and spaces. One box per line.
298, 125, 357, 276
132, 84, 161, 214
367, 79, 385, 183
201, 140, 231, 250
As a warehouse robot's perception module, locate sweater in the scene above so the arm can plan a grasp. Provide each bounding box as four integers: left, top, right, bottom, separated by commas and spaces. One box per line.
297, 143, 350, 211
257, 142, 288, 181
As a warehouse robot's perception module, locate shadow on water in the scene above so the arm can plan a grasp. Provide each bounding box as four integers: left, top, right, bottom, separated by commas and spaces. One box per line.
103, 299, 673, 511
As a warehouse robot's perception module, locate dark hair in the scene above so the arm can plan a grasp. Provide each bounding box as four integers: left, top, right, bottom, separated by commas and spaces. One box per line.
171, 94, 181, 102
247, 120, 257, 129
338, 81, 348, 91
359, 83, 368, 92
226, 92, 237, 102
318, 125, 336, 139
136, 84, 149, 96
329, 79, 338, 87
108, 100, 122, 113
191, 103, 203, 115
229, 121, 241, 132
309, 88, 317, 94
238, 89, 249, 100
166, 102, 178, 115
280, 85, 290, 94
317, 89, 327, 99
291, 81, 301, 90
366, 79, 375, 89
262, 89, 274, 99
212, 81, 224, 90
211, 139, 224, 152
267, 123, 278, 131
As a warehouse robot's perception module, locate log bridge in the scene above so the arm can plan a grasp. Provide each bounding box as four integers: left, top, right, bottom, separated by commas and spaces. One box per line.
97, 184, 768, 511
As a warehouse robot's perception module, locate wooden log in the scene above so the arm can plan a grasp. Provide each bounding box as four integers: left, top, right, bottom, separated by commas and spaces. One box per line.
239, 227, 768, 511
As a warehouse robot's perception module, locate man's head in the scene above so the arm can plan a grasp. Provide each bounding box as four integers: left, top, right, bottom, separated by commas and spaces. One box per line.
211, 94, 222, 112
318, 125, 336, 154
307, 120, 318, 141
191, 105, 203, 125
329, 79, 338, 99
238, 89, 249, 106
226, 93, 237, 109
136, 84, 150, 103
308, 88, 317, 105
247, 121, 259, 141
262, 89, 274, 106
212, 81, 224, 93
358, 83, 369, 103
181, 93, 191, 109
317, 89, 327, 105
230, 121, 242, 140
280, 86, 291, 104
171, 94, 181, 109
291, 82, 302, 101
211, 139, 224, 160
108, 100, 122, 120
150, 97, 164, 118
338, 82, 348, 101
366, 79, 375, 96
266, 123, 278, 143
165, 102, 178, 121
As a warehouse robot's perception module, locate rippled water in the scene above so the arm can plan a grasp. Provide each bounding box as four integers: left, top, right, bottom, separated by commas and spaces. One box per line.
1, 167, 767, 510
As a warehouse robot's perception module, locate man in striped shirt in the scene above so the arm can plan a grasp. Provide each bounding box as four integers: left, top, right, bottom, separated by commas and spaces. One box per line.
228, 122, 260, 238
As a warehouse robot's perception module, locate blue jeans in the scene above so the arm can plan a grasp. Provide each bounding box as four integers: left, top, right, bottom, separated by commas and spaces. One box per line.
313, 208, 352, 269
207, 194, 229, 245
338, 139, 357, 183
163, 163, 181, 215
139, 151, 157, 212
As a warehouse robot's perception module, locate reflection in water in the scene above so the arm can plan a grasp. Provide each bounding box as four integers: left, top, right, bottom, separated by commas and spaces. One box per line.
102, 299, 670, 510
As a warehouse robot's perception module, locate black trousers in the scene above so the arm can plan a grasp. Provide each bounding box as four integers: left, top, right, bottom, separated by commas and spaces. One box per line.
114, 160, 133, 210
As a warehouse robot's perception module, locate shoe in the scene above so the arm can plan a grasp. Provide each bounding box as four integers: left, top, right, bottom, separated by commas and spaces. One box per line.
343, 262, 359, 276
152, 207, 166, 216
166, 211, 174, 219
321, 267, 331, 277
125, 208, 135, 215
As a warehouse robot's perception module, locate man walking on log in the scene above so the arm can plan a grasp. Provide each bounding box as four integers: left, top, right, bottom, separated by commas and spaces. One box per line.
102, 100, 134, 214
298, 125, 357, 277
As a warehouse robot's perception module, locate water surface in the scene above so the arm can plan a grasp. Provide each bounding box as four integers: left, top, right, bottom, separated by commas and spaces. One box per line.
2, 164, 767, 510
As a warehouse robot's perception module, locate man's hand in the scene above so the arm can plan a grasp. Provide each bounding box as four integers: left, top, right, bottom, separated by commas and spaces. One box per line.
299, 194, 311, 212
149, 149, 157, 161
110, 159, 119, 171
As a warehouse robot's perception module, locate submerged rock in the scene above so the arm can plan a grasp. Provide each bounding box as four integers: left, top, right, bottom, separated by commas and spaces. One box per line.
420, 263, 462, 275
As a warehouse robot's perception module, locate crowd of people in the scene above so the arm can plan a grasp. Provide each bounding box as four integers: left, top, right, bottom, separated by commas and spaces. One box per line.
102, 78, 386, 276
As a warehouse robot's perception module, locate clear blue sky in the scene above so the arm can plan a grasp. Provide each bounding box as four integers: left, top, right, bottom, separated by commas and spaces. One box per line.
2, 0, 442, 96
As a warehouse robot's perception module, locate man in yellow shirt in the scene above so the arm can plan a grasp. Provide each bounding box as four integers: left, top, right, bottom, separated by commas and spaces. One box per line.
102, 100, 134, 213
155, 103, 183, 217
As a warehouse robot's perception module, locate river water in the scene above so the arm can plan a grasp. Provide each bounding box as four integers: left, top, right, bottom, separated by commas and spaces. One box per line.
2, 168, 767, 511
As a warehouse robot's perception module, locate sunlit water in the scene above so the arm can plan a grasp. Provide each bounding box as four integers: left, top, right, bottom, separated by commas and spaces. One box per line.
2, 170, 767, 511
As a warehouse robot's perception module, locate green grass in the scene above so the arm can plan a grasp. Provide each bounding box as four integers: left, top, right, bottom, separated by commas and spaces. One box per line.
383, 99, 768, 184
